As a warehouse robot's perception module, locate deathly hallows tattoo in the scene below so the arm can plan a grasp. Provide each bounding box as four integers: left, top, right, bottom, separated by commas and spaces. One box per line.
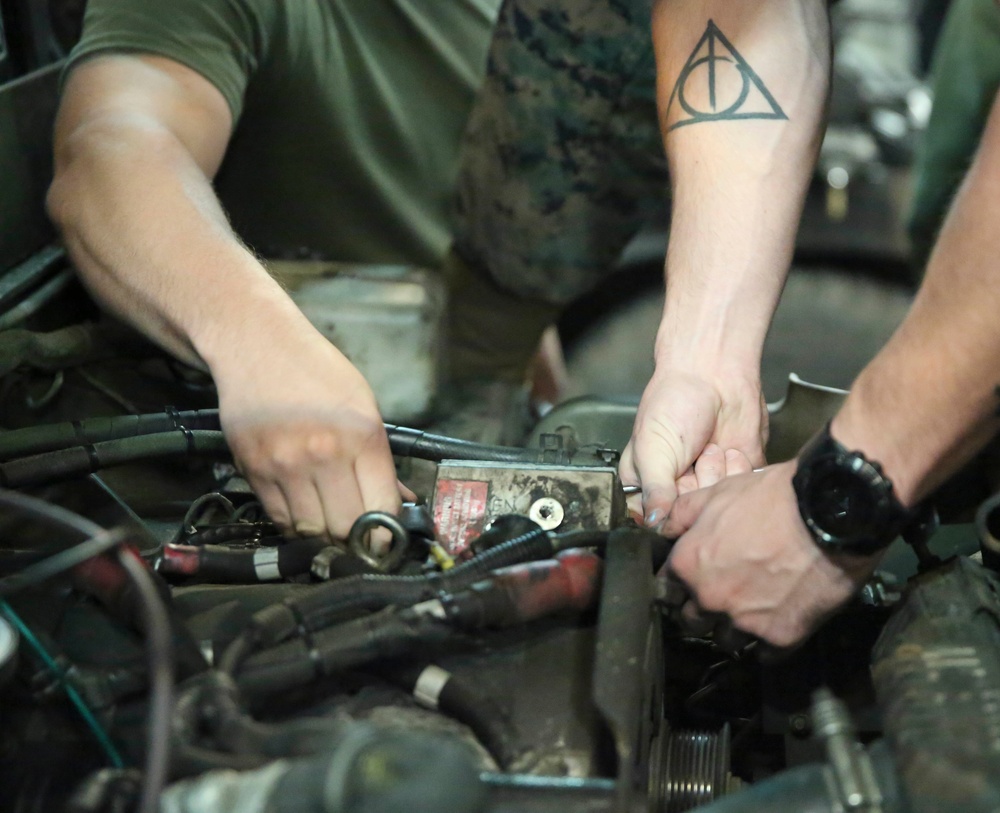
665, 20, 787, 132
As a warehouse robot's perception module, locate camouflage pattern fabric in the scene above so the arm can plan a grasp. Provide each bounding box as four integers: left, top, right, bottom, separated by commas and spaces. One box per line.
454, 0, 665, 307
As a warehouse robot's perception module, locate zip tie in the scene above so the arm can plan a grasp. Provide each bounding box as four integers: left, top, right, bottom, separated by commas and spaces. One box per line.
166, 405, 195, 455
83, 443, 100, 472
282, 599, 324, 679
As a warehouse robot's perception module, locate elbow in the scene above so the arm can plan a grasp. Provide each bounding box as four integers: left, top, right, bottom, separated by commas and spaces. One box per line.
46, 116, 180, 237
46, 167, 77, 237
46, 123, 107, 238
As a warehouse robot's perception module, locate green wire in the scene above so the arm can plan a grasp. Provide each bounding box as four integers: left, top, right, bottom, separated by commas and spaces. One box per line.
0, 599, 125, 768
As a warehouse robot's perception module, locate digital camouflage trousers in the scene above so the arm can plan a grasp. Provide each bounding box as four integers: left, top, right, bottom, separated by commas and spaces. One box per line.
453, 0, 666, 307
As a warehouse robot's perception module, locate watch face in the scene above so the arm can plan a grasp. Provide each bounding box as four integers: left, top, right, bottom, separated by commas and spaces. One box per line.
798, 455, 895, 550
808, 465, 877, 539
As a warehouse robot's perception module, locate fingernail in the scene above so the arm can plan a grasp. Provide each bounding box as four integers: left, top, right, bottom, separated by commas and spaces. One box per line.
645, 509, 664, 529
703, 444, 720, 455
725, 449, 741, 461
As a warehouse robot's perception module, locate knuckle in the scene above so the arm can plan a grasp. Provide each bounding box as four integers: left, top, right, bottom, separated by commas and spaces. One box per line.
265, 506, 292, 531
236, 454, 272, 484
267, 440, 302, 474
759, 619, 799, 648
304, 430, 343, 463
697, 585, 726, 613
669, 542, 697, 581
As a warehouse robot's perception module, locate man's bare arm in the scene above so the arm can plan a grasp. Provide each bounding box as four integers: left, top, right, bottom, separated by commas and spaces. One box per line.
49, 55, 401, 540
661, 89, 1000, 646
833, 89, 1000, 505
621, 0, 829, 526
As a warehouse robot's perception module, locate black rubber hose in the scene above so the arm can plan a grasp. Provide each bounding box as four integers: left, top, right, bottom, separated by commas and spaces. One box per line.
239, 550, 603, 697
245, 527, 557, 649
0, 408, 222, 461
237, 607, 453, 696
0, 431, 229, 487
183, 522, 277, 546
377, 662, 521, 770
383, 424, 564, 464
0, 410, 576, 468
553, 527, 673, 571
170, 671, 355, 777
159, 539, 329, 583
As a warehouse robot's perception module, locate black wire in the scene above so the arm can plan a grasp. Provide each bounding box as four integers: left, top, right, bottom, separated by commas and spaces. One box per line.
0, 431, 230, 488
0, 527, 129, 597
0, 489, 173, 812
116, 549, 173, 813
0, 489, 104, 538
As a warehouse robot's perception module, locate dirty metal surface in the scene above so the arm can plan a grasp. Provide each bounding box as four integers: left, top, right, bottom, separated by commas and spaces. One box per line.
432, 462, 625, 557
531, 375, 847, 467
591, 528, 657, 812
435, 621, 609, 777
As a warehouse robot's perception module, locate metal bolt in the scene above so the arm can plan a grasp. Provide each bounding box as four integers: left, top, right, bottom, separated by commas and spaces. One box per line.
789, 713, 811, 736
529, 497, 565, 530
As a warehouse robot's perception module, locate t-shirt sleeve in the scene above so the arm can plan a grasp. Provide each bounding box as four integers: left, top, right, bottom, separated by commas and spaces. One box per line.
65, 0, 275, 123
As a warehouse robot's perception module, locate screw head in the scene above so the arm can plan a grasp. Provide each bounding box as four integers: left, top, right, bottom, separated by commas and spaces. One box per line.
789, 713, 812, 736
528, 497, 565, 530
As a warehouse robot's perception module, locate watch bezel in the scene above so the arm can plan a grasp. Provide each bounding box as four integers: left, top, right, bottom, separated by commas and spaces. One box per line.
793, 424, 910, 556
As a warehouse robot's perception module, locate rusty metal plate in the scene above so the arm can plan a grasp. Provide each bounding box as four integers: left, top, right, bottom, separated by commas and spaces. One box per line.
432, 461, 626, 556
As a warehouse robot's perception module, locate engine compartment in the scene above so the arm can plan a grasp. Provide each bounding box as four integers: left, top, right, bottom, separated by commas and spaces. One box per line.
0, 396, 998, 813
1, 4, 997, 810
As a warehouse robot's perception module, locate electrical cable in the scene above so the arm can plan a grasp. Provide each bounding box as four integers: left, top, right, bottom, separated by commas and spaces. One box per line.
182, 522, 277, 547
0, 269, 76, 331
235, 549, 603, 697
383, 423, 577, 464
228, 526, 557, 663
0, 409, 222, 461
0, 527, 129, 597
0, 431, 230, 488
116, 549, 174, 813
0, 244, 66, 314
0, 489, 175, 811
0, 489, 105, 538
0, 410, 595, 470
0, 599, 125, 767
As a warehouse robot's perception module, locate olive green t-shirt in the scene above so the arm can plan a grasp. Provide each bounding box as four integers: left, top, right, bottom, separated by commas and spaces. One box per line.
68, 0, 500, 267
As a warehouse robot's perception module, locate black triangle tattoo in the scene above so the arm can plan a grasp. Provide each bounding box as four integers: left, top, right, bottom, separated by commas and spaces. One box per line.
665, 20, 787, 131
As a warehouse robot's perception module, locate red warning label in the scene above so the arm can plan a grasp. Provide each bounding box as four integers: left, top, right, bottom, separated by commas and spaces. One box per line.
433, 479, 489, 557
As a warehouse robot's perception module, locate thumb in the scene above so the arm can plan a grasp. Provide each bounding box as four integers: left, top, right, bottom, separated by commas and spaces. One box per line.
634, 432, 692, 529
643, 480, 679, 531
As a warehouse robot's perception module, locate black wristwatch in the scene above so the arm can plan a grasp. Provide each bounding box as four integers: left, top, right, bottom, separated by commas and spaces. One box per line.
792, 422, 919, 556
